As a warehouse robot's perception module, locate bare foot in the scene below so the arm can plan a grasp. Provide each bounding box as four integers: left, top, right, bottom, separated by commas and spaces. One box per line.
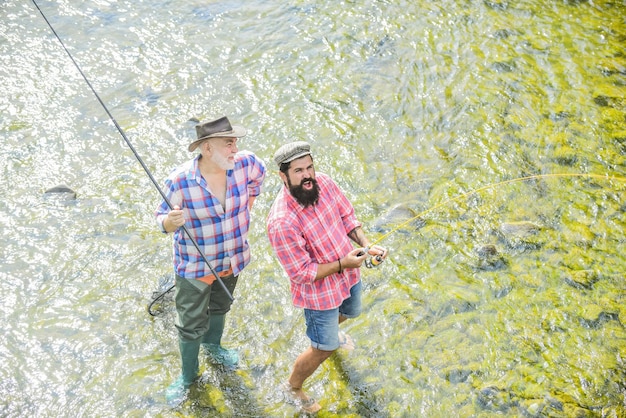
338, 331, 355, 351
283, 382, 322, 413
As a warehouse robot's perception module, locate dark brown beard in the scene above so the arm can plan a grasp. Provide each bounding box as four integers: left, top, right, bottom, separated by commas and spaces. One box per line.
288, 177, 320, 207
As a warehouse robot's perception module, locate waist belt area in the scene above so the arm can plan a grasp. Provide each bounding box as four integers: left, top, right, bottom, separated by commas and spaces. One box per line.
197, 267, 233, 285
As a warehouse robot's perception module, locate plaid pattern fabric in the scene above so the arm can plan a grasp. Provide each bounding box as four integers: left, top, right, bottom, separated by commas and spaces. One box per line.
267, 173, 361, 310
156, 151, 266, 279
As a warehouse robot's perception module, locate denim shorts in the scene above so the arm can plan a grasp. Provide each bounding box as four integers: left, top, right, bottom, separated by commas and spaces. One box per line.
303, 281, 362, 351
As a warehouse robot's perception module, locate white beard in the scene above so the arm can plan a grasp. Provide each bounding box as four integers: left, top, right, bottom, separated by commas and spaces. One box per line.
210, 151, 235, 170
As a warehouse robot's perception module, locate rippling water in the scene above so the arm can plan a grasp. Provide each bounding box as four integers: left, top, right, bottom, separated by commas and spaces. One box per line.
1, 0, 625, 416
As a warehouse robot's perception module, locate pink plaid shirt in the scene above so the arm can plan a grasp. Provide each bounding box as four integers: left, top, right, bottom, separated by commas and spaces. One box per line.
155, 151, 266, 279
267, 173, 361, 310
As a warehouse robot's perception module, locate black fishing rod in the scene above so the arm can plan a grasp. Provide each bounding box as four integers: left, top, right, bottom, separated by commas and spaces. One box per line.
31, 0, 234, 306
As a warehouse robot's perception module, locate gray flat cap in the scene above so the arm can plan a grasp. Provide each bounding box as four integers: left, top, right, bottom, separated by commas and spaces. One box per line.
274, 141, 312, 167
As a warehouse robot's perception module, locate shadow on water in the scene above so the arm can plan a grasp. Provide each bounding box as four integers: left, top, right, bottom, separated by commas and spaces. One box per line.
183, 367, 266, 418
327, 354, 388, 417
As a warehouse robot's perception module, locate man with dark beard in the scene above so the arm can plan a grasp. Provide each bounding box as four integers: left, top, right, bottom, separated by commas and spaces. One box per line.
266, 141, 387, 413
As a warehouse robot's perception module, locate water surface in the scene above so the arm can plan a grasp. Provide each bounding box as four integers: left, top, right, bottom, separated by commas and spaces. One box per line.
1, 0, 625, 416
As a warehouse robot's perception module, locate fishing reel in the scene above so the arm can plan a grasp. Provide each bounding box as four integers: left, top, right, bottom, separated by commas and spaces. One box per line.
359, 247, 384, 268
364, 254, 384, 268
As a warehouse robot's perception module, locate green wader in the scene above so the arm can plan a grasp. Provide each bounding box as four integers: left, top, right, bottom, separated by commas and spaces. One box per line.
166, 273, 238, 404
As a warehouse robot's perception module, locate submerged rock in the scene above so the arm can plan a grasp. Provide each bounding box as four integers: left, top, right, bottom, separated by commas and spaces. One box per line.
44, 184, 77, 200
564, 270, 600, 289
579, 304, 619, 329
497, 221, 544, 250
477, 386, 512, 412
474, 244, 509, 271
441, 365, 473, 383
476, 244, 499, 257
370, 203, 425, 234
499, 221, 541, 236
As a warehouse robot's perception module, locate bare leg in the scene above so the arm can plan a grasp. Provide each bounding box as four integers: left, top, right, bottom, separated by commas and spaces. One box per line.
286, 315, 351, 411
286, 347, 333, 412
289, 346, 333, 389
337, 314, 356, 350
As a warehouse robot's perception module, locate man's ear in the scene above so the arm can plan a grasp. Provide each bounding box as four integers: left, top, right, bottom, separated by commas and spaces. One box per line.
278, 171, 287, 184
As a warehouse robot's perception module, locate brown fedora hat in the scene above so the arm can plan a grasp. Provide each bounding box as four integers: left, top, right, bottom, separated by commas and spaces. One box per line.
188, 116, 247, 152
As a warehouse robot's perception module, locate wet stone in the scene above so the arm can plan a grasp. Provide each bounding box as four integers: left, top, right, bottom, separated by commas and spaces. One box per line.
519, 399, 546, 416
474, 244, 508, 271
579, 304, 619, 328
476, 386, 512, 412
497, 221, 544, 250
593, 95, 624, 108
564, 270, 600, 289
476, 244, 499, 257
370, 203, 425, 234
44, 184, 77, 199
499, 221, 542, 236
442, 366, 472, 383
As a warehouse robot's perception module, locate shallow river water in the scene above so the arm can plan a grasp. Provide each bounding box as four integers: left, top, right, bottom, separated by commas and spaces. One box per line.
1, 0, 625, 417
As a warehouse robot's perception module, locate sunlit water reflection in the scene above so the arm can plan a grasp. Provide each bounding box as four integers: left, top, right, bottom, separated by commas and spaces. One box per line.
1, 0, 625, 416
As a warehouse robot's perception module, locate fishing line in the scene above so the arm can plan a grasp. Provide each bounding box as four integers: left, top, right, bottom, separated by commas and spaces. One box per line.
31, 0, 234, 307
147, 283, 174, 316
368, 172, 626, 249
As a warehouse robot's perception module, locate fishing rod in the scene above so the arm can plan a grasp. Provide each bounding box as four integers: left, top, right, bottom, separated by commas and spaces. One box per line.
366, 172, 626, 253
31, 0, 234, 305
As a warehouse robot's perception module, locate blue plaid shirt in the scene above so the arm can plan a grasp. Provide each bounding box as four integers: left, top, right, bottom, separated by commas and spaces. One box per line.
155, 151, 266, 279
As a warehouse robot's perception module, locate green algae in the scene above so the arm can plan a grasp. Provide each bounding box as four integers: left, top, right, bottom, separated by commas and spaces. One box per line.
2, 0, 626, 416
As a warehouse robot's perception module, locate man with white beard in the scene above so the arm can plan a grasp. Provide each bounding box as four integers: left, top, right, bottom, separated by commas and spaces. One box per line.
155, 116, 266, 405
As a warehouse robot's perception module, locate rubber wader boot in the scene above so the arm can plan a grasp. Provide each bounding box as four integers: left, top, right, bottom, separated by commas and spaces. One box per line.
201, 314, 239, 367
166, 338, 201, 405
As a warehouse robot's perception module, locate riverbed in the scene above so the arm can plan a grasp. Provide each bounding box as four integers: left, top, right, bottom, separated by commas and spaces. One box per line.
1, 0, 625, 416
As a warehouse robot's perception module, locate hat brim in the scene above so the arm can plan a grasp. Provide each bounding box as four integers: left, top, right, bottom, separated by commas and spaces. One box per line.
188, 125, 247, 152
